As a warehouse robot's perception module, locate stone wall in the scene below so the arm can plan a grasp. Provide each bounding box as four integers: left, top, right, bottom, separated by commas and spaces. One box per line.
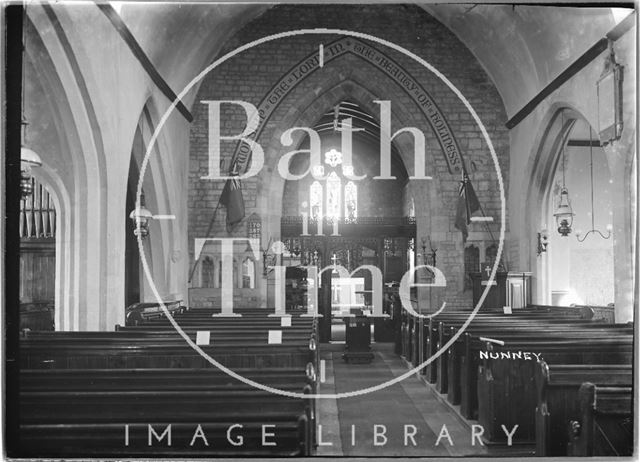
188, 4, 510, 309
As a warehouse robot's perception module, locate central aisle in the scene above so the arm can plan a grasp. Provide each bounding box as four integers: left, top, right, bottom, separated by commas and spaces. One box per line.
317, 344, 490, 457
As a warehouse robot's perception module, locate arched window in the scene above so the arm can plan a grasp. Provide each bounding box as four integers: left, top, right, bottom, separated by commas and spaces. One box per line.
464, 245, 480, 291
326, 172, 341, 219
242, 258, 255, 289
344, 181, 357, 220
485, 244, 497, 264
308, 152, 358, 220
216, 260, 222, 288
310, 181, 323, 220
201, 256, 215, 288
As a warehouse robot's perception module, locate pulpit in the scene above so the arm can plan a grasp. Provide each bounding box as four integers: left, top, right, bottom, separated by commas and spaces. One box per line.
470, 270, 532, 310
470, 271, 508, 310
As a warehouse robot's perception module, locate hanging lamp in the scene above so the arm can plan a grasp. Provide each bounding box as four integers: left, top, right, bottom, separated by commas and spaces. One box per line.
129, 191, 153, 239
553, 111, 574, 237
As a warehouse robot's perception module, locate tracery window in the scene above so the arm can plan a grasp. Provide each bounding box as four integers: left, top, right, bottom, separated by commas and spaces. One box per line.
485, 244, 497, 264
310, 181, 323, 220
308, 149, 357, 220
201, 256, 215, 288
326, 172, 342, 219
344, 181, 357, 220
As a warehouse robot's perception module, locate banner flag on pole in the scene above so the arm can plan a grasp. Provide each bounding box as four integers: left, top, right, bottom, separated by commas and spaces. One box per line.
454, 172, 481, 242
219, 177, 245, 230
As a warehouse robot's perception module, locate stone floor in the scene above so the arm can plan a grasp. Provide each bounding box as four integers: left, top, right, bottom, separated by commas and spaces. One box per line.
316, 343, 530, 458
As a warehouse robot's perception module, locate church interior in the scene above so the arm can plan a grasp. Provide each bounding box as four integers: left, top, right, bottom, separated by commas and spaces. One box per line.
3, 2, 637, 458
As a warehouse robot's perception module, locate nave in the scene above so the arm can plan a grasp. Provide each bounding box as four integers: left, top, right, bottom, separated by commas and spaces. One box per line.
6, 3, 637, 459
16, 302, 633, 458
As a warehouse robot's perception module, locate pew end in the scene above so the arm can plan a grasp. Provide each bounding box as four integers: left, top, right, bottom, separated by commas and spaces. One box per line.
567, 383, 633, 457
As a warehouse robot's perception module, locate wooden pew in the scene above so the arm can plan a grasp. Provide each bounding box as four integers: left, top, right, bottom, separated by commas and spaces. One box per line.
566, 383, 633, 457
475, 338, 633, 442
405, 310, 627, 419
435, 319, 617, 393
21, 307, 319, 370
125, 306, 308, 326
20, 337, 317, 370
443, 323, 632, 404
534, 362, 631, 456
397, 305, 632, 454
20, 366, 317, 392
421, 313, 623, 393
24, 328, 315, 341
125, 300, 184, 326
21, 366, 317, 426
19, 305, 320, 457
402, 304, 593, 356
424, 312, 596, 385
19, 368, 315, 457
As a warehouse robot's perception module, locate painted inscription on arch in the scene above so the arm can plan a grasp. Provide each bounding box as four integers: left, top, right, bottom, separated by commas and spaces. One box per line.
228, 38, 464, 176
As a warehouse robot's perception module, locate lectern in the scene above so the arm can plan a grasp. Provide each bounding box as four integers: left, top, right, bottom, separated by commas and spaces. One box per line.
343, 313, 374, 364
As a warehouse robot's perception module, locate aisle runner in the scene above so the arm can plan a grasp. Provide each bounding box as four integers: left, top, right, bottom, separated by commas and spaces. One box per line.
331, 350, 449, 456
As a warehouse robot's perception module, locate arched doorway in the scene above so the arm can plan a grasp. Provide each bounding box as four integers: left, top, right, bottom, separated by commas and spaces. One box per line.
541, 111, 614, 307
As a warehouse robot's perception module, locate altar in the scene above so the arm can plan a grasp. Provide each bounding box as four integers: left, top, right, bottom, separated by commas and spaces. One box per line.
281, 216, 416, 342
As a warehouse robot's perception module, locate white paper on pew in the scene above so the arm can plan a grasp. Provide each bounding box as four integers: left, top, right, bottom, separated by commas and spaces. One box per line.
503, 305, 512, 315
281, 316, 292, 327
268, 330, 282, 344
481, 280, 497, 286
196, 330, 210, 346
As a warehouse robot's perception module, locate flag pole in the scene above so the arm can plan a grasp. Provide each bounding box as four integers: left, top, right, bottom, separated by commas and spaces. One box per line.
475, 202, 497, 245
460, 163, 506, 269
187, 157, 238, 284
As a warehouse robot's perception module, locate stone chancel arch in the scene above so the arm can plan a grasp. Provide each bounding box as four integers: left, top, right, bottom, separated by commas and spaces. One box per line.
188, 4, 510, 311
223, 37, 466, 177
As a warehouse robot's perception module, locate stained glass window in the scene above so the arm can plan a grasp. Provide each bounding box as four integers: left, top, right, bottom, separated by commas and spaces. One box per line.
312, 165, 325, 179
324, 149, 343, 167
326, 171, 341, 219
344, 181, 357, 219
310, 181, 323, 220
308, 149, 358, 220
